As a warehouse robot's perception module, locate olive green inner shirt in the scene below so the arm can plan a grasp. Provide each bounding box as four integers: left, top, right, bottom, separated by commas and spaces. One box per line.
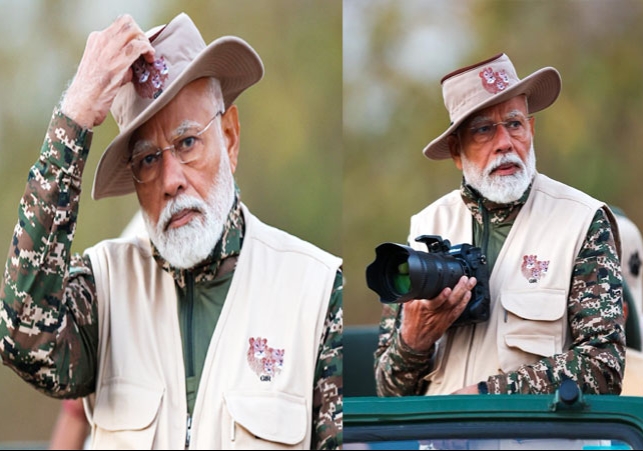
464, 182, 530, 272
177, 270, 234, 415
472, 217, 514, 272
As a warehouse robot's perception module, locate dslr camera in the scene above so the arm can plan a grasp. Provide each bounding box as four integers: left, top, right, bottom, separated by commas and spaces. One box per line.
366, 235, 491, 327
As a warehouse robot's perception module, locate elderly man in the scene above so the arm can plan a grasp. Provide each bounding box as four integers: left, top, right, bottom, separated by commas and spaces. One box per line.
0, 13, 342, 449
374, 53, 624, 396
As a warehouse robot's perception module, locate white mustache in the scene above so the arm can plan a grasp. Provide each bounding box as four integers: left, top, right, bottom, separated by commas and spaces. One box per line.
485, 153, 524, 176
158, 195, 206, 231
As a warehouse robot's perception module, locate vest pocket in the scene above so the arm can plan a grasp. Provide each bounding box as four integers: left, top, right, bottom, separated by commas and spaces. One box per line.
222, 391, 307, 449
499, 289, 566, 373
90, 378, 164, 449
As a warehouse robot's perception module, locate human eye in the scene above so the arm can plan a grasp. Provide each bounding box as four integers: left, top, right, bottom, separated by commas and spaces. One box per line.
470, 123, 493, 137
130, 150, 161, 182
134, 150, 161, 168
132, 149, 161, 167
506, 119, 524, 130
175, 135, 200, 153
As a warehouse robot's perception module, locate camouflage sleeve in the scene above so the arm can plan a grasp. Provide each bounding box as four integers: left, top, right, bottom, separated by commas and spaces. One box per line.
373, 303, 433, 396
486, 208, 625, 394
312, 269, 343, 450
0, 109, 99, 398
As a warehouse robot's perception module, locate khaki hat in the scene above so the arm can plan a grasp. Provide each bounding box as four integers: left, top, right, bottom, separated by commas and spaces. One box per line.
423, 53, 561, 160
92, 12, 264, 200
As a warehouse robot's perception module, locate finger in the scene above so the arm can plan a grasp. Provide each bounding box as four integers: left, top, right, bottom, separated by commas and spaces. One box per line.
123, 36, 152, 58
451, 276, 474, 300
122, 33, 153, 57
106, 15, 150, 56
122, 36, 155, 70
110, 14, 142, 40
457, 290, 472, 312
422, 286, 451, 310
127, 33, 155, 60
102, 15, 138, 48
118, 39, 156, 74
141, 47, 157, 63
405, 298, 432, 311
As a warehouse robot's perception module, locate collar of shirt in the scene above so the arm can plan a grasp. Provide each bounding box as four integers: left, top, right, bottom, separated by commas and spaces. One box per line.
459, 177, 531, 226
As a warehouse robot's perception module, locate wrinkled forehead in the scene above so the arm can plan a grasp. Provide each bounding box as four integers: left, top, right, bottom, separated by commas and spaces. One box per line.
463, 95, 529, 125
130, 119, 204, 154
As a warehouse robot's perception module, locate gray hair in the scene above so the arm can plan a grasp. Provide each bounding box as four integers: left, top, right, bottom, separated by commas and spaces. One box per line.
207, 77, 225, 113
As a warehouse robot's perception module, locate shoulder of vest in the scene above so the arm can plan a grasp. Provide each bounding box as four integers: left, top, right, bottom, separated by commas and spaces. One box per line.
533, 173, 603, 210
85, 234, 153, 260
241, 204, 341, 271
412, 189, 462, 220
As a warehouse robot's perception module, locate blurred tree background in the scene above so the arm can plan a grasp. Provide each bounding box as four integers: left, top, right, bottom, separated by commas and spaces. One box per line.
344, 0, 643, 325
0, 0, 341, 444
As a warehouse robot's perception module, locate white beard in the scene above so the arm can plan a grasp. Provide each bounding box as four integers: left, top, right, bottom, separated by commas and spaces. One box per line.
143, 150, 236, 269
461, 143, 536, 204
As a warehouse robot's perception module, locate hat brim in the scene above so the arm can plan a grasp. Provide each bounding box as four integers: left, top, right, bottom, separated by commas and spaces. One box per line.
91, 36, 264, 200
422, 67, 561, 160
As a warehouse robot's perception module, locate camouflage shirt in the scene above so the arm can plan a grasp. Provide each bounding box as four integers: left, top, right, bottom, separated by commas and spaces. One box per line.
0, 109, 343, 450
375, 181, 625, 396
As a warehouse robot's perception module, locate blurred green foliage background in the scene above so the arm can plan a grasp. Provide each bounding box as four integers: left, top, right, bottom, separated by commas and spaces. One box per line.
0, 0, 341, 444
344, 0, 643, 326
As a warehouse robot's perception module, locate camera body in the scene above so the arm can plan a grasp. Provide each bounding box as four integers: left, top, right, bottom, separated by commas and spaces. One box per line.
366, 235, 491, 327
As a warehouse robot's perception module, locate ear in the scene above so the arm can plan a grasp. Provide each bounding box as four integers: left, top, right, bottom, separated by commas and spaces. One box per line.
447, 134, 463, 171
528, 115, 535, 136
220, 104, 240, 173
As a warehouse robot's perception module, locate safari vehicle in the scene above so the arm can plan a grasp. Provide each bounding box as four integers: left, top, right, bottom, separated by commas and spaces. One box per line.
344, 323, 643, 450
344, 207, 643, 449
344, 386, 643, 449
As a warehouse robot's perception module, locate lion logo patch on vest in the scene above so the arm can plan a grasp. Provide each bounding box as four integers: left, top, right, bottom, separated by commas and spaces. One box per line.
246, 336, 285, 381
521, 254, 550, 283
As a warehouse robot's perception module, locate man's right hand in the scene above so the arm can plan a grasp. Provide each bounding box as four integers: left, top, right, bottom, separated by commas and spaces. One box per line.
399, 275, 477, 352
60, 14, 156, 129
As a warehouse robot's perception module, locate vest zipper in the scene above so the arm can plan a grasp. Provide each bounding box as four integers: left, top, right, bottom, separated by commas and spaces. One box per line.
185, 412, 193, 449
186, 272, 195, 377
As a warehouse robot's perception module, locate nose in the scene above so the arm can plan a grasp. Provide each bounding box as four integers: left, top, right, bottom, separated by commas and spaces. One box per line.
492, 123, 513, 153
159, 150, 188, 198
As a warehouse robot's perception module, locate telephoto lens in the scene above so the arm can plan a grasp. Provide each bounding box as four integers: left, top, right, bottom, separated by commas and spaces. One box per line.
365, 241, 466, 304
365, 235, 491, 327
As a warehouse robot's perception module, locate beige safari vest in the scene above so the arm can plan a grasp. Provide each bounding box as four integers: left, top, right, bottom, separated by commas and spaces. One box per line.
408, 173, 617, 395
83, 204, 341, 449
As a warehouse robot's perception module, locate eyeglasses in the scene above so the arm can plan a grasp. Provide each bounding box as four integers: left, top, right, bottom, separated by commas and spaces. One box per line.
462, 115, 532, 145
129, 111, 223, 184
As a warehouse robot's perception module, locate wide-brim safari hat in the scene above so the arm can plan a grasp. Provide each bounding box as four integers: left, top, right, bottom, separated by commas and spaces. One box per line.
92, 12, 264, 200
423, 53, 561, 160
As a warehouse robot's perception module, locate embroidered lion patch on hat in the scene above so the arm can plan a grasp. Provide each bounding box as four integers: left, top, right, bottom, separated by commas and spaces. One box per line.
132, 55, 169, 99
479, 66, 511, 94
